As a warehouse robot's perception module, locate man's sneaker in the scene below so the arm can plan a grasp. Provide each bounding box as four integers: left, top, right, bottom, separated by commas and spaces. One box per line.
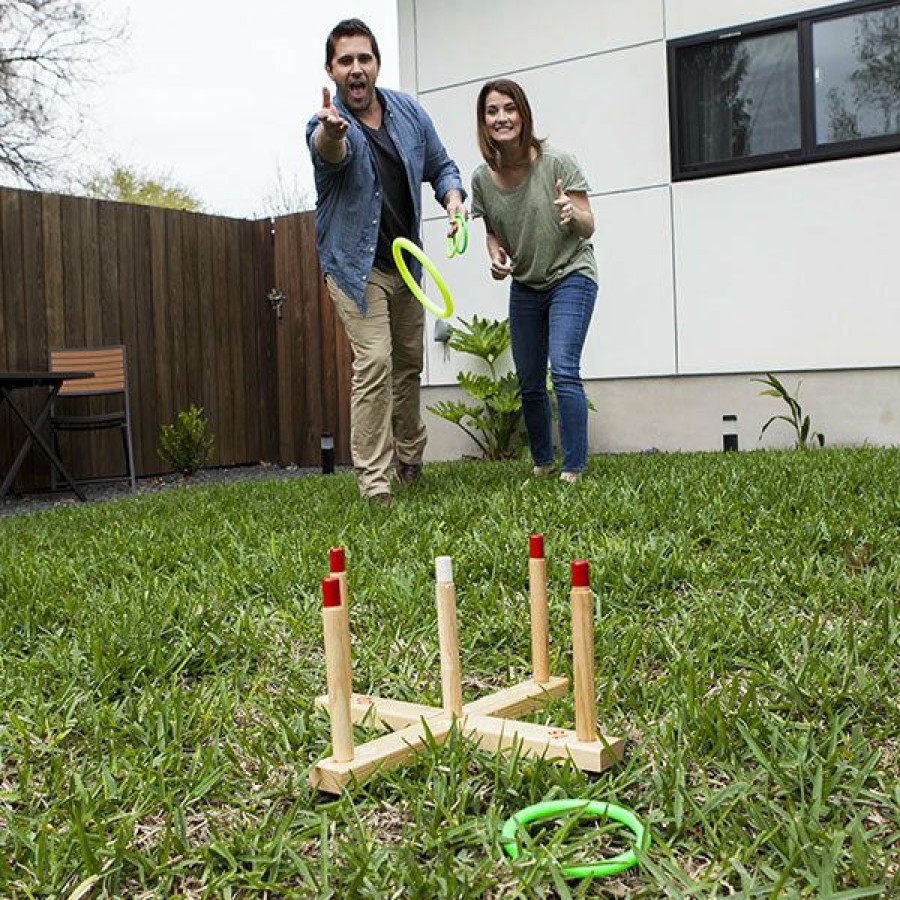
559, 471, 579, 484
367, 492, 392, 508
532, 464, 556, 476
396, 463, 423, 486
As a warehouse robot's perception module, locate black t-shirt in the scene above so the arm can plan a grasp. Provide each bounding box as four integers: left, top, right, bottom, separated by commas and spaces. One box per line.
360, 120, 414, 270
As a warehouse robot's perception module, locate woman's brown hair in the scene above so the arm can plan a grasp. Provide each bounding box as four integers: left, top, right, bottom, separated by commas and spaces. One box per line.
476, 79, 543, 170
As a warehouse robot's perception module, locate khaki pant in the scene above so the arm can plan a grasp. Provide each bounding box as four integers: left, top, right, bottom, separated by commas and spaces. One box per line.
327, 268, 427, 498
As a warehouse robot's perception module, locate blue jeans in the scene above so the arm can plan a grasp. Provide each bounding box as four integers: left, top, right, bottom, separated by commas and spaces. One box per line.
509, 272, 597, 473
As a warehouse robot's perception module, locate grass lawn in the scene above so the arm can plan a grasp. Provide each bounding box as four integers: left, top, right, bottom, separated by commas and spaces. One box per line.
1, 449, 897, 898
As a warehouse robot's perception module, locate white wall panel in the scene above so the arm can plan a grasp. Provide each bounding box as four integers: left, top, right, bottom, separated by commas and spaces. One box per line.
590, 187, 676, 378
665, 0, 825, 39
418, 42, 671, 204
674, 153, 900, 374
414, 0, 664, 92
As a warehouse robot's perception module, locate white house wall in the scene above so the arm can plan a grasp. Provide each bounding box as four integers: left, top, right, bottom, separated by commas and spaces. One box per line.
413, 0, 664, 92
399, 0, 900, 455
665, 0, 828, 39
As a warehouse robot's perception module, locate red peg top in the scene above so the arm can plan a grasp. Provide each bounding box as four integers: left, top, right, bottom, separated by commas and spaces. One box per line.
571, 559, 590, 588
529, 534, 545, 559
322, 575, 342, 607
329, 546, 345, 573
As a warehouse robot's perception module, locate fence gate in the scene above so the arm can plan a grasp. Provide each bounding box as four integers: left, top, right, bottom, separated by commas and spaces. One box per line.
271, 212, 351, 468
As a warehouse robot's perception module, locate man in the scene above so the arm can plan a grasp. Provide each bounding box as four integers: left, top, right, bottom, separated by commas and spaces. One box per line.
306, 18, 467, 507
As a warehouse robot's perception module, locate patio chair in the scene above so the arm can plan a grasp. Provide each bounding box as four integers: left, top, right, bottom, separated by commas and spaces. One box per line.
48, 345, 137, 490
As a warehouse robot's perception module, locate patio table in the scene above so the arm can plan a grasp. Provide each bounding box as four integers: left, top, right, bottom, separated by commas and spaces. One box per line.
0, 371, 94, 501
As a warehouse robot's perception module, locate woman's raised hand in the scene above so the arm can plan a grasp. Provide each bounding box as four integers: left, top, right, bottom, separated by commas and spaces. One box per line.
554, 178, 575, 227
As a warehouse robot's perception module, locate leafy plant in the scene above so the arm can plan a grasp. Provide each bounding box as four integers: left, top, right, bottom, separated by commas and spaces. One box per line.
427, 315, 523, 460
158, 404, 214, 475
753, 372, 824, 449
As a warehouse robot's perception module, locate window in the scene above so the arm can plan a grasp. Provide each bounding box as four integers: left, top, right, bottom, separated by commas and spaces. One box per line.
669, 0, 900, 179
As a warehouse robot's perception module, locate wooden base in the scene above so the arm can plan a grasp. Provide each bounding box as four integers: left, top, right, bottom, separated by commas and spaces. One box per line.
308, 675, 623, 793
314, 675, 570, 729
461, 715, 623, 773
308, 718, 454, 795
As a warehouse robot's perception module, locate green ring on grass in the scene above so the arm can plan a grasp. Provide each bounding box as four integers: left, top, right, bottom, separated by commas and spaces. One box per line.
446, 213, 468, 258
392, 237, 455, 319
499, 800, 649, 880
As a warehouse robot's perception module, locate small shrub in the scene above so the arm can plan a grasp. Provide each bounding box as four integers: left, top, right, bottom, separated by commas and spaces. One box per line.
426, 315, 523, 460
753, 372, 824, 450
158, 404, 214, 475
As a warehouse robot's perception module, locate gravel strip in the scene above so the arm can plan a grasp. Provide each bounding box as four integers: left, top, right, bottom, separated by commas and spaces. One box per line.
0, 463, 332, 519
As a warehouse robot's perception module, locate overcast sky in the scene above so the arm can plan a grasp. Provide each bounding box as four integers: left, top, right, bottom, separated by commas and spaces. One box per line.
82, 0, 400, 217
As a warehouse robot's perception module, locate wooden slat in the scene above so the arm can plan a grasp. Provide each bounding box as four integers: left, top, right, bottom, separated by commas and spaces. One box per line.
309, 718, 456, 795
274, 213, 296, 464
97, 201, 122, 344
116, 202, 141, 470
166, 210, 187, 417
197, 214, 219, 453
51, 348, 126, 366
461, 715, 624, 774
41, 193, 65, 349
211, 216, 234, 464
225, 218, 247, 465
21, 190, 47, 373
180, 212, 203, 407
95, 200, 125, 477
239, 219, 262, 462
0, 190, 19, 481
2, 189, 27, 370
0, 188, 10, 373
148, 207, 172, 440
298, 214, 324, 464
132, 205, 159, 474
314, 676, 571, 731
332, 277, 353, 466
21, 191, 49, 481
80, 198, 102, 347
60, 195, 86, 350
253, 218, 279, 464
1, 188, 41, 485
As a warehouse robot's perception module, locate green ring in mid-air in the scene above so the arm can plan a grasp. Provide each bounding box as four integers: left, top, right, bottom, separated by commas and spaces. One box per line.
392, 237, 455, 319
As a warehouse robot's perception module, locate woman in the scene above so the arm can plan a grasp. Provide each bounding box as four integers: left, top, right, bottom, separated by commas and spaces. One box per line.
471, 79, 598, 483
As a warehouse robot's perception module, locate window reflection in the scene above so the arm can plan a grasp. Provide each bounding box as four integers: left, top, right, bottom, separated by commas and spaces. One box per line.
814, 6, 900, 144
677, 30, 801, 166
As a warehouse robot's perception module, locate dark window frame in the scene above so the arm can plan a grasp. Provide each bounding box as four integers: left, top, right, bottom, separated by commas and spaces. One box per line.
668, 0, 900, 180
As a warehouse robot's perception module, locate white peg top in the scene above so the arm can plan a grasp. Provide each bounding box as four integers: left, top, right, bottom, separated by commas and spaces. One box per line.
435, 555, 453, 583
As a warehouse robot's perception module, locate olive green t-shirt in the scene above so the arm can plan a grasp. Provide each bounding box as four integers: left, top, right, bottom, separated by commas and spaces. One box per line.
471, 145, 598, 291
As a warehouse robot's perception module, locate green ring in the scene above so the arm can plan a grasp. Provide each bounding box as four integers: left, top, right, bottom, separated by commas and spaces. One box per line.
392, 237, 455, 319
499, 800, 649, 880
446, 213, 468, 258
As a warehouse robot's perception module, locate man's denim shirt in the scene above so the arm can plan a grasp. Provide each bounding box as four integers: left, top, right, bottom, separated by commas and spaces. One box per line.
306, 87, 466, 313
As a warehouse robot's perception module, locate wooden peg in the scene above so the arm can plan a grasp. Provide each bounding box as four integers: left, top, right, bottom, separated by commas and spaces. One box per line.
435, 556, 463, 716
322, 575, 354, 762
570, 560, 598, 743
329, 547, 352, 695
528, 534, 550, 683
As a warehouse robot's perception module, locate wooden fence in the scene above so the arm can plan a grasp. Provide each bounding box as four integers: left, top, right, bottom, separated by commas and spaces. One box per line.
0, 185, 351, 493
